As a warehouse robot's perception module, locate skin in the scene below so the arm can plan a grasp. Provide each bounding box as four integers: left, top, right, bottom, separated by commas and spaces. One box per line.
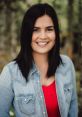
31, 15, 56, 86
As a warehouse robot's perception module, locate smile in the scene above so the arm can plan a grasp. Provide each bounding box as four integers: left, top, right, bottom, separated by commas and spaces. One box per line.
36, 41, 49, 47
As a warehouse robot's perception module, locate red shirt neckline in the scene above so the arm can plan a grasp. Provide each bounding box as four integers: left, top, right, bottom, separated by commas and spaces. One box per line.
42, 80, 55, 87
42, 80, 60, 117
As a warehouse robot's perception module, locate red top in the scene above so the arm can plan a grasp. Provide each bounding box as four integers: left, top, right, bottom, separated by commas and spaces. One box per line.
42, 81, 60, 117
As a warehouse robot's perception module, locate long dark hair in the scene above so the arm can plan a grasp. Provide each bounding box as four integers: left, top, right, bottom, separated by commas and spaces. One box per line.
15, 3, 62, 81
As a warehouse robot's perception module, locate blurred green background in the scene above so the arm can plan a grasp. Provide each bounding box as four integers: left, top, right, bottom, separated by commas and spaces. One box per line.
0, 0, 82, 117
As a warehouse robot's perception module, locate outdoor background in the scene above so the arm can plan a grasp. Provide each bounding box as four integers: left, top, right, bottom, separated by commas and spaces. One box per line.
0, 0, 82, 117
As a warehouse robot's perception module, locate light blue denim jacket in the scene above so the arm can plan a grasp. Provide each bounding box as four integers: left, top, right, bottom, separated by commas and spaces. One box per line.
0, 55, 78, 117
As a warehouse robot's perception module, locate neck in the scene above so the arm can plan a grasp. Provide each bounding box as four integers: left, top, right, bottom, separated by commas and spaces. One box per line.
33, 53, 48, 76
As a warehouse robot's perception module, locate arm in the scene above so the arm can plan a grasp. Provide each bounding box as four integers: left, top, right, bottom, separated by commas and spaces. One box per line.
0, 65, 14, 117
68, 61, 78, 117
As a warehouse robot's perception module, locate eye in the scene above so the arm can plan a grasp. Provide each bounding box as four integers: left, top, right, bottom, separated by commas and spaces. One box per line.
47, 28, 54, 31
33, 28, 40, 32
33, 28, 38, 31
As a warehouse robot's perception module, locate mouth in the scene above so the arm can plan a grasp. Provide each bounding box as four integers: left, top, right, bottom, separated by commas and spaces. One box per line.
36, 41, 49, 47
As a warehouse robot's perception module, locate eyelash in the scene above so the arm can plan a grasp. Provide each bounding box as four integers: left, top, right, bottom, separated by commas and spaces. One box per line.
33, 29, 39, 32
47, 28, 54, 31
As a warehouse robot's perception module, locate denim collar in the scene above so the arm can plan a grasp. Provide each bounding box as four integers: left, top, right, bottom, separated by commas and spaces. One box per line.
29, 61, 40, 78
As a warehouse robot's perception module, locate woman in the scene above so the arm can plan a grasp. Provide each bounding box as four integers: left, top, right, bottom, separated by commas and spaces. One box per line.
0, 3, 78, 117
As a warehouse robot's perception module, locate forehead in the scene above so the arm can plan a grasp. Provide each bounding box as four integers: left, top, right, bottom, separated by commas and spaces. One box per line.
34, 15, 54, 27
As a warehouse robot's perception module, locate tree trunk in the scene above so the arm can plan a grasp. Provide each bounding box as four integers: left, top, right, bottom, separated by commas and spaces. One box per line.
67, 0, 74, 32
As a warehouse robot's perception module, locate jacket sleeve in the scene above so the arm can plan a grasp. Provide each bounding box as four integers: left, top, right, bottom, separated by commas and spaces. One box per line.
68, 60, 78, 117
0, 65, 14, 117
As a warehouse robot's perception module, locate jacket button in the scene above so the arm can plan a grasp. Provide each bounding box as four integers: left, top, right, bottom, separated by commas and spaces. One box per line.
41, 95, 43, 98
43, 111, 46, 114
37, 80, 40, 83
24, 98, 27, 101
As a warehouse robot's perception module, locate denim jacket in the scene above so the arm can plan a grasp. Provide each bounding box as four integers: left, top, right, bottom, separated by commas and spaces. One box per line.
0, 55, 78, 117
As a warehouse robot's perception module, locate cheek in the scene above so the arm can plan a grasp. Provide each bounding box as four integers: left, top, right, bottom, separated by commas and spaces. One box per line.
31, 41, 34, 48
31, 36, 34, 42
51, 36, 56, 45
32, 33, 38, 41
50, 32, 56, 41
32, 33, 35, 42
50, 34, 56, 46
51, 40, 55, 47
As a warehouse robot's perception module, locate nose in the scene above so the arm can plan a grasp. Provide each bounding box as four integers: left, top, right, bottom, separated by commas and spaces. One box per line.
40, 30, 47, 39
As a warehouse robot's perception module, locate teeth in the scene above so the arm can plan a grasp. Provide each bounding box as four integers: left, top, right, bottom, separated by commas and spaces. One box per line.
37, 42, 48, 46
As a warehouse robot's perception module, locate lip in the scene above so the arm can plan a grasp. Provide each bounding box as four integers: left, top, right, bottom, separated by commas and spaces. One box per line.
36, 41, 49, 43
36, 41, 49, 47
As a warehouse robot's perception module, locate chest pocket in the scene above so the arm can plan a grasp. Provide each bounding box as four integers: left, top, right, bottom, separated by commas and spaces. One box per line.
64, 83, 73, 104
17, 94, 35, 115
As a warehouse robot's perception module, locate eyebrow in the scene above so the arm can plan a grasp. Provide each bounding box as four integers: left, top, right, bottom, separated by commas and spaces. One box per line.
46, 26, 54, 28
33, 26, 54, 29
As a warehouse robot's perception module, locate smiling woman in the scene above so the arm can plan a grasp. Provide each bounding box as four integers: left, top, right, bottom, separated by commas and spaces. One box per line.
0, 3, 78, 117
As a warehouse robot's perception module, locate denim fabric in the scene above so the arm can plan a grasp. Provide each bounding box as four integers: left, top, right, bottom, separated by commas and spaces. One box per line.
0, 55, 78, 117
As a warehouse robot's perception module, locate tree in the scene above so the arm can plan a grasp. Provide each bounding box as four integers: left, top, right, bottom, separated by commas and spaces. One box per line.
67, 0, 74, 41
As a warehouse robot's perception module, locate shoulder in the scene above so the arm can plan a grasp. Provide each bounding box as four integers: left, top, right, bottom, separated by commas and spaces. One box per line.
6, 61, 19, 72
1, 61, 17, 73
0, 60, 24, 86
57, 54, 74, 74
0, 61, 26, 86
0, 61, 20, 79
60, 54, 73, 65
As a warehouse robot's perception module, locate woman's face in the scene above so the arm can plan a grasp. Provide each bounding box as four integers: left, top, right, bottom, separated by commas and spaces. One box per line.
31, 15, 56, 55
